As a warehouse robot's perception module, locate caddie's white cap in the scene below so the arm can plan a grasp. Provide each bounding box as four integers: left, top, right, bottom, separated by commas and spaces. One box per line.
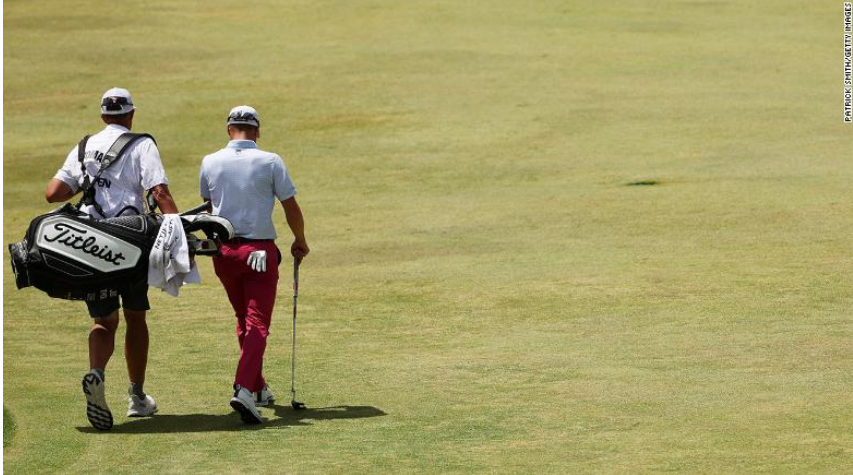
100, 87, 135, 115
227, 105, 260, 127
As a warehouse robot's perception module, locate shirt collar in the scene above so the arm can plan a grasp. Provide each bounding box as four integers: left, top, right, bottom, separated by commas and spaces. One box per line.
105, 124, 130, 133
227, 139, 257, 149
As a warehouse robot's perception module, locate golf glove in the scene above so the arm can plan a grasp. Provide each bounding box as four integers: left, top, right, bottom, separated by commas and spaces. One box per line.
247, 250, 267, 273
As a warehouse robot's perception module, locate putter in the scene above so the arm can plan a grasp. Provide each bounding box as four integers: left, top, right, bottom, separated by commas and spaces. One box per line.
291, 256, 307, 410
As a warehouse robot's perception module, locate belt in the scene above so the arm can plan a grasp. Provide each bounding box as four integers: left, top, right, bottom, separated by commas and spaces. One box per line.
223, 237, 274, 244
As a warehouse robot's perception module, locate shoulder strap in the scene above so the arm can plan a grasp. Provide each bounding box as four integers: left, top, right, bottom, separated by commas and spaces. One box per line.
77, 135, 91, 187
99, 133, 155, 171
77, 135, 90, 164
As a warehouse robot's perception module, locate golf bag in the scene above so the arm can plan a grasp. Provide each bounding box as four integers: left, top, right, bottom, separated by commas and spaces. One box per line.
8, 203, 235, 302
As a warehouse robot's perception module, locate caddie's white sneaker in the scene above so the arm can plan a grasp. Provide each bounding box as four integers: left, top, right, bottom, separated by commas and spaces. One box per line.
230, 386, 263, 424
255, 384, 275, 407
82, 371, 113, 431
127, 394, 158, 417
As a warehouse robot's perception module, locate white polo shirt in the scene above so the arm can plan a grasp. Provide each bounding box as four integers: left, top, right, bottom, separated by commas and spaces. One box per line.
54, 124, 169, 218
199, 140, 297, 240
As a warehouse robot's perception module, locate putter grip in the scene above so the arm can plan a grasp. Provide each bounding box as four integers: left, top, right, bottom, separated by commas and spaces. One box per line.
293, 258, 300, 297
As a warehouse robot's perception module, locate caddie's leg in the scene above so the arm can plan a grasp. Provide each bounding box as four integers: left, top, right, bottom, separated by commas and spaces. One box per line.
120, 284, 157, 417
83, 306, 119, 431
234, 243, 280, 392
122, 281, 152, 390
124, 309, 149, 385
82, 298, 121, 430
89, 311, 119, 370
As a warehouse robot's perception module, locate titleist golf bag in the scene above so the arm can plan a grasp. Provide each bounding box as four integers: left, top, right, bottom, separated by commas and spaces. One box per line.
10, 129, 234, 302
8, 203, 234, 302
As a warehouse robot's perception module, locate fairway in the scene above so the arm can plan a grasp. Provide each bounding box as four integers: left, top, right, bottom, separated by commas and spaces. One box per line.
4, 0, 853, 473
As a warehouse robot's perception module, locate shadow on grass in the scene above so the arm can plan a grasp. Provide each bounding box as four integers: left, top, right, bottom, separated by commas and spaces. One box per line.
4, 406, 16, 448
75, 405, 386, 434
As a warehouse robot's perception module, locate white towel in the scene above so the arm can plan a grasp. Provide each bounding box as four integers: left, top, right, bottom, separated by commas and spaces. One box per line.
147, 214, 200, 296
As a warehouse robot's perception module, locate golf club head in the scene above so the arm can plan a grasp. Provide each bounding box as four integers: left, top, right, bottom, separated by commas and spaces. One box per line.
291, 400, 307, 410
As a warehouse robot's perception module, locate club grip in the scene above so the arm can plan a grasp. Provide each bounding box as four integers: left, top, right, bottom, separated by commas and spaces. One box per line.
293, 257, 300, 296
180, 202, 213, 216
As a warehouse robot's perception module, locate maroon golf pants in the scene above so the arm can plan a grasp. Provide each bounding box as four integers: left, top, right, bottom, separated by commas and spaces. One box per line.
213, 241, 280, 393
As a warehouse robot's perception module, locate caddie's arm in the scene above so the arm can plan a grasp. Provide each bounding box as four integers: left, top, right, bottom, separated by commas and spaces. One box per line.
140, 140, 178, 214
281, 197, 309, 258
48, 145, 83, 203
45, 178, 78, 203
149, 184, 178, 214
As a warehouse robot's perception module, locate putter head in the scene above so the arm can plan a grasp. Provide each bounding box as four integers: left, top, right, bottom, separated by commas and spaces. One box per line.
291, 400, 307, 411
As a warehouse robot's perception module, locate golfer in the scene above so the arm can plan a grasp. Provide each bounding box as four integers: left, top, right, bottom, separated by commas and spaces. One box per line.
45, 87, 178, 430
199, 105, 309, 424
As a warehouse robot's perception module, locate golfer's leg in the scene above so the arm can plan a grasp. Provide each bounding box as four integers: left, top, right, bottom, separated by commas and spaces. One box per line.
89, 311, 119, 370
214, 249, 248, 350
235, 252, 279, 392
236, 316, 247, 349
124, 309, 149, 384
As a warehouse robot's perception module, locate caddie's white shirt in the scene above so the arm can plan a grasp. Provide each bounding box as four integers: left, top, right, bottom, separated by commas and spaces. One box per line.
54, 124, 168, 218
199, 139, 297, 240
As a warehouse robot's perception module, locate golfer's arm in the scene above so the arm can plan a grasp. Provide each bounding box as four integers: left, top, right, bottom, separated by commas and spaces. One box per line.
281, 197, 306, 242
150, 184, 178, 214
45, 178, 78, 203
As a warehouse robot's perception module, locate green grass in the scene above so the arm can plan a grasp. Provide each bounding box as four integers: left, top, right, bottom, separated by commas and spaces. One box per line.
4, 0, 853, 473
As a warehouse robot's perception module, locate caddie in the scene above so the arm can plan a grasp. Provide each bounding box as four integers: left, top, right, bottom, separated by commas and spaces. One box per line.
45, 87, 179, 430
199, 105, 309, 424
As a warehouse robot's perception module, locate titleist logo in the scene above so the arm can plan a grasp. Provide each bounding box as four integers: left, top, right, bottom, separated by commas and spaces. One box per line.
43, 222, 126, 265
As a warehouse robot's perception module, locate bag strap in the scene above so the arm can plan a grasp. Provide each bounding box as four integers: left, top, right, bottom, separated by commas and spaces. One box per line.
76, 135, 91, 192
76, 133, 156, 217
77, 135, 90, 163
99, 133, 155, 172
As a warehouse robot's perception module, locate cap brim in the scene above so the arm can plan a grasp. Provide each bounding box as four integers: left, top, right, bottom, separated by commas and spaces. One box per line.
227, 119, 259, 127
101, 105, 136, 116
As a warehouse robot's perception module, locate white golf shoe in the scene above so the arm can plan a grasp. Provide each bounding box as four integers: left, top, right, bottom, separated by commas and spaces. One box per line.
81, 371, 113, 431
255, 384, 275, 407
230, 386, 263, 424
127, 393, 158, 417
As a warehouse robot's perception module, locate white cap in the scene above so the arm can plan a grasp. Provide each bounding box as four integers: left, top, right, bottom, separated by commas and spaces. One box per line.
227, 105, 260, 128
100, 87, 135, 115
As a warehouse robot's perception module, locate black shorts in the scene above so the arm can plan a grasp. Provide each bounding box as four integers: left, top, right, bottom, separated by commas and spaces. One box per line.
86, 281, 150, 319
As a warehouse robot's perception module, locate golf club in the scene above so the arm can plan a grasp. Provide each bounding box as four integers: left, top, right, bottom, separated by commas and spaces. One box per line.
291, 256, 306, 410
179, 201, 212, 216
